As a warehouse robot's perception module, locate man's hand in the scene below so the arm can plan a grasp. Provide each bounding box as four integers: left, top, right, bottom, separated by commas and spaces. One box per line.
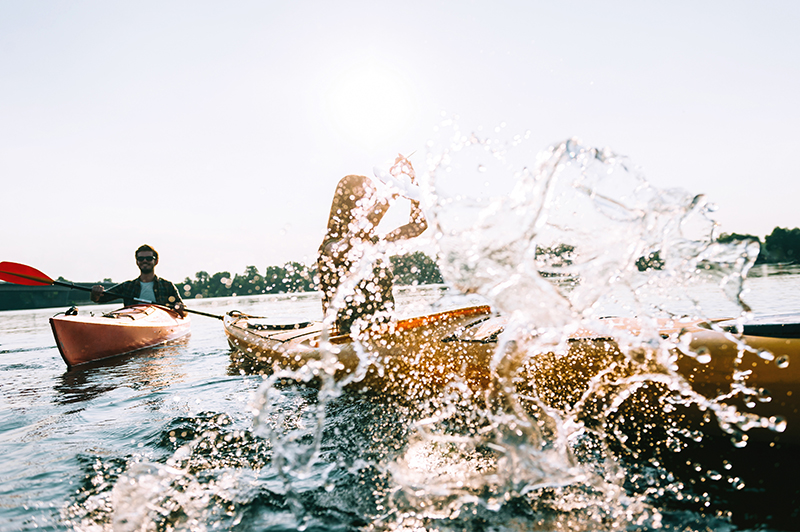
166, 296, 186, 317
90, 285, 105, 302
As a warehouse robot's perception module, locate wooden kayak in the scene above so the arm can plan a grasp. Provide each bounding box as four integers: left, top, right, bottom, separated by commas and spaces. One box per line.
519, 314, 800, 444
225, 306, 800, 443
225, 306, 497, 391
51, 304, 191, 368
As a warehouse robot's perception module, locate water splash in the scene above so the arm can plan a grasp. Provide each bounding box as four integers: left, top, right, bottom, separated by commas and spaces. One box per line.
95, 123, 792, 531
373, 121, 780, 527
238, 123, 789, 530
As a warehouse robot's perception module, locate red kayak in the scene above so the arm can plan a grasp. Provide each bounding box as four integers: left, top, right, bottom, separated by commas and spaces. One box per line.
50, 304, 191, 367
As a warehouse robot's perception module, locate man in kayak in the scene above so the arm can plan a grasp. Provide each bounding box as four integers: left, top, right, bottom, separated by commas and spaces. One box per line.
318, 154, 428, 335
90, 244, 185, 315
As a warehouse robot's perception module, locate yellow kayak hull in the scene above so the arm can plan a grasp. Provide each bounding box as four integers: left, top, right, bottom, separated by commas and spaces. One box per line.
224, 307, 800, 444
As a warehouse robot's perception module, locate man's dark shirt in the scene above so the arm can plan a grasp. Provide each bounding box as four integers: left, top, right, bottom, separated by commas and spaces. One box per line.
96, 276, 183, 307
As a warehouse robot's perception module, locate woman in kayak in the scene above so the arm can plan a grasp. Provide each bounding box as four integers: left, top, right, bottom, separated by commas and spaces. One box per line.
90, 244, 185, 315
318, 155, 427, 335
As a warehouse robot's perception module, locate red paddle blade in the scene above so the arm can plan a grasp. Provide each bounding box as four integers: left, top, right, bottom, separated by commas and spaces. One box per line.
0, 262, 55, 286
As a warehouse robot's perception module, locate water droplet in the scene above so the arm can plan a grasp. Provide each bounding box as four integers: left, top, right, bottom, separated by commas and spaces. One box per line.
775, 355, 790, 369
757, 388, 772, 402
758, 349, 775, 361
770, 416, 787, 433
694, 346, 711, 364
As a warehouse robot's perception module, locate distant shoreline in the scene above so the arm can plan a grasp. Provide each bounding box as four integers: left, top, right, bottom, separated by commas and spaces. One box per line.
0, 282, 116, 312
3, 263, 798, 312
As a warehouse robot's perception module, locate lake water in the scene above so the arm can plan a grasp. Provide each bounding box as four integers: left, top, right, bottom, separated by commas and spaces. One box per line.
1, 267, 799, 532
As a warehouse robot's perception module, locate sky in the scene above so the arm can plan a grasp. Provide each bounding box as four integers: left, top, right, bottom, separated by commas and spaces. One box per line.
2, 1, 799, 284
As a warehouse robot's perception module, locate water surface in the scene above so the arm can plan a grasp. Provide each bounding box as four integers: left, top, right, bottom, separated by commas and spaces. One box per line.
0, 274, 798, 531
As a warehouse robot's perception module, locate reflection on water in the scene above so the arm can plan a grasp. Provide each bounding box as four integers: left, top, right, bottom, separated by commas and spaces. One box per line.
53, 338, 190, 405
748, 262, 800, 277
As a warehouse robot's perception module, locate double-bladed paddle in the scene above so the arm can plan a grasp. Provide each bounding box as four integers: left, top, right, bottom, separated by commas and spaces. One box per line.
0, 261, 224, 320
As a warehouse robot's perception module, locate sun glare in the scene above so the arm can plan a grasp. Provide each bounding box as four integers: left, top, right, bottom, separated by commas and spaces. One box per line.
323, 58, 419, 151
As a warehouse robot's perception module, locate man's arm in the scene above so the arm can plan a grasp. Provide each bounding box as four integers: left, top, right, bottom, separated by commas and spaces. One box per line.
90, 282, 130, 303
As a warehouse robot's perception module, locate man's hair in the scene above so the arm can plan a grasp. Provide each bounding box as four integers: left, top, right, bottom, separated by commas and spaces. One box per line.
135, 244, 158, 260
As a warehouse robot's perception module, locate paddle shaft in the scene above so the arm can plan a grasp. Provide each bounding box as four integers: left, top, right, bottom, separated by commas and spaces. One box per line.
50, 278, 224, 320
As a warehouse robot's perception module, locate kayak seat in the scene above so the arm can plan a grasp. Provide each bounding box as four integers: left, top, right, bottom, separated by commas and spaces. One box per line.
441, 316, 501, 344
739, 322, 800, 339
710, 315, 800, 339
247, 321, 313, 331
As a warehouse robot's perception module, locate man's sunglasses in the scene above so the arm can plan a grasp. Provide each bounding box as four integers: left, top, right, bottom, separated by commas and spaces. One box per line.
136, 256, 156, 262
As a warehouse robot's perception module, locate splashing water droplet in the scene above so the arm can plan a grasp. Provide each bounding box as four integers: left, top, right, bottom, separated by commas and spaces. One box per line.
757, 388, 772, 403
694, 346, 712, 364
695, 353, 712, 364
770, 416, 787, 433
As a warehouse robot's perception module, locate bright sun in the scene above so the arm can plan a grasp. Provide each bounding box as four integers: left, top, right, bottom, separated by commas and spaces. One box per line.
323, 58, 419, 151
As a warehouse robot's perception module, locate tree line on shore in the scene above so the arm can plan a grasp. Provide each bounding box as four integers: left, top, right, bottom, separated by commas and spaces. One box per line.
179, 251, 444, 299
179, 227, 800, 298
6, 227, 795, 311
635, 226, 800, 271
719, 227, 800, 264
41, 226, 791, 299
